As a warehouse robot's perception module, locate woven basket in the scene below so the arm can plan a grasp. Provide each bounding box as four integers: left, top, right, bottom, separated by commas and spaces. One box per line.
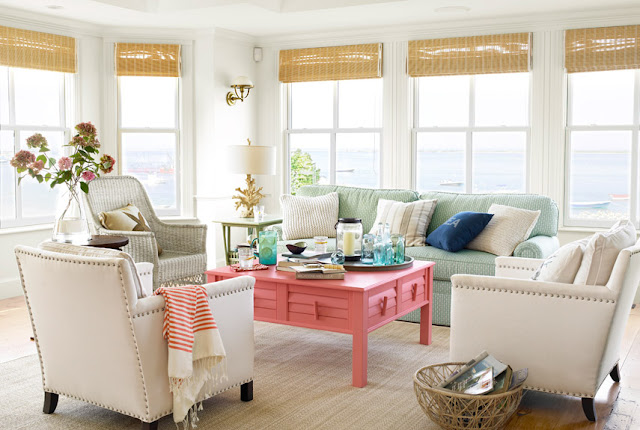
413, 362, 524, 430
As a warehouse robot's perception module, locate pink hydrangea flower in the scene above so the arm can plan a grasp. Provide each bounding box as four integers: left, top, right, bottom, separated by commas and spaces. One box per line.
57, 156, 72, 171
81, 171, 96, 182
26, 133, 47, 149
99, 154, 116, 174
76, 122, 97, 138
71, 136, 86, 147
10, 150, 35, 169
28, 160, 45, 174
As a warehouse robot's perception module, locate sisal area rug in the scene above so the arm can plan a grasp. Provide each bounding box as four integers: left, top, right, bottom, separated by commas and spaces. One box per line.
0, 321, 449, 429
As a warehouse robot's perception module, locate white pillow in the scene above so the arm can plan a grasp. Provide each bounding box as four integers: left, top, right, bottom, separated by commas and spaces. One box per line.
280, 192, 339, 240
531, 239, 587, 284
573, 220, 637, 286
466, 204, 541, 256
369, 199, 437, 246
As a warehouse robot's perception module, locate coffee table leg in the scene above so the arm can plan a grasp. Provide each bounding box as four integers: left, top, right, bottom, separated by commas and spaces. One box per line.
419, 304, 432, 345
352, 331, 368, 388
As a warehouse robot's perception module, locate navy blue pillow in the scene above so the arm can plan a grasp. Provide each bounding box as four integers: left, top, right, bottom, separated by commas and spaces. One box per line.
426, 212, 494, 252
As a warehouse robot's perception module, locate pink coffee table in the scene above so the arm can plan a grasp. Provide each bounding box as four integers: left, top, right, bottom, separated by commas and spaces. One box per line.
206, 260, 434, 387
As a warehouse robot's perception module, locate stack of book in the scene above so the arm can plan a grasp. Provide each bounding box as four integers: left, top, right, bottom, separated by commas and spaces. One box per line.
276, 261, 346, 280
438, 351, 528, 395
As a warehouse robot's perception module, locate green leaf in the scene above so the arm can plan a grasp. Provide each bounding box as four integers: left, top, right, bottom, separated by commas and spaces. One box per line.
16, 167, 26, 173
80, 181, 89, 194
48, 157, 56, 167
85, 146, 95, 153
45, 173, 52, 181
18, 176, 23, 185
36, 175, 43, 183
50, 181, 56, 189
39, 146, 49, 153
36, 154, 47, 163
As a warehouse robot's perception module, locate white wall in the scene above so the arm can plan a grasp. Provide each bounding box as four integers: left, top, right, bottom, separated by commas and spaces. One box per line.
194, 30, 259, 267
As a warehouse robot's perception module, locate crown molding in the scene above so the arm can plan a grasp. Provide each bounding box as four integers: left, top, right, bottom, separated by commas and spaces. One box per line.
215, 27, 258, 46
256, 6, 640, 48
0, 6, 103, 37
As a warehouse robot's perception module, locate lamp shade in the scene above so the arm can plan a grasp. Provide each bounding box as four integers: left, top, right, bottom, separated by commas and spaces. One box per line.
227, 144, 276, 175
231, 76, 253, 87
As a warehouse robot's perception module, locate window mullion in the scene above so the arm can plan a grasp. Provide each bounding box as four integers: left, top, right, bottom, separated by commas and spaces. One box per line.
330, 81, 338, 185
466, 75, 475, 194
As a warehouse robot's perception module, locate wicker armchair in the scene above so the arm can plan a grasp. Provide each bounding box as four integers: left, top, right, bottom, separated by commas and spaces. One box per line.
82, 175, 207, 290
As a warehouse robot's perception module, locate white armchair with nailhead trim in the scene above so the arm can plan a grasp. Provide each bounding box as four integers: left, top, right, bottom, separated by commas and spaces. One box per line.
449, 246, 640, 422
14, 244, 255, 430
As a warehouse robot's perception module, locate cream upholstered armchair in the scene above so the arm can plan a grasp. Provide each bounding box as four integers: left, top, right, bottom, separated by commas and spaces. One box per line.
449, 244, 640, 422
82, 175, 207, 289
15, 244, 255, 429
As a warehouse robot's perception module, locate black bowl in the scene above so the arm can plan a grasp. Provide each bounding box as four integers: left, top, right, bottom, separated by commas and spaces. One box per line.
286, 242, 308, 254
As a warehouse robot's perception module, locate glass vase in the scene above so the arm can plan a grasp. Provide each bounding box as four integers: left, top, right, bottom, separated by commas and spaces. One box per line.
52, 184, 91, 245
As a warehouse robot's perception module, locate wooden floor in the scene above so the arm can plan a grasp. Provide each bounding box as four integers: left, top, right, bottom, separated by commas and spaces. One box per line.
1, 297, 639, 429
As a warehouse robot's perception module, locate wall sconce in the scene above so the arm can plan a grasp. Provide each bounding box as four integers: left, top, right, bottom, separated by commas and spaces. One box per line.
226, 76, 254, 106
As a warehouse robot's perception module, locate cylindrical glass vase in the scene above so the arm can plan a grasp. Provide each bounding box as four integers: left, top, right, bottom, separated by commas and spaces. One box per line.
335, 218, 363, 261
52, 184, 91, 245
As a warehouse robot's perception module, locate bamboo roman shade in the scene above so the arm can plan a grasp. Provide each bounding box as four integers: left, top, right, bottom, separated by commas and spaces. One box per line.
565, 25, 640, 73
279, 43, 382, 83
0, 25, 76, 73
115, 43, 181, 77
408, 33, 532, 77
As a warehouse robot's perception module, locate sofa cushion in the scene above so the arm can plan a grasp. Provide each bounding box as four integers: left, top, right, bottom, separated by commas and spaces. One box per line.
574, 220, 637, 286
406, 245, 497, 281
426, 211, 493, 252
280, 192, 339, 240
419, 191, 558, 238
297, 185, 419, 233
370, 199, 437, 246
466, 204, 540, 256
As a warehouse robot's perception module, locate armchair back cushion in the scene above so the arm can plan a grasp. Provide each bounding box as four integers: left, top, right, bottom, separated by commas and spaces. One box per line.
99, 203, 162, 255
419, 191, 559, 238
297, 185, 419, 233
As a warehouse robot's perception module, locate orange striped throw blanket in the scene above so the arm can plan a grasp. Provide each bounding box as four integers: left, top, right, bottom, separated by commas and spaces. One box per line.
155, 285, 227, 427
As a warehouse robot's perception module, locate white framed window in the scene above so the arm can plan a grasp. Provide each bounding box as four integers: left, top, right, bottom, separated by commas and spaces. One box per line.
117, 76, 181, 215
412, 73, 530, 194
285, 79, 383, 194
564, 70, 640, 228
0, 66, 71, 228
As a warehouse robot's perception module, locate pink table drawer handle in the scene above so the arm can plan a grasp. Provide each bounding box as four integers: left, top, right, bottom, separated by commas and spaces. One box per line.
380, 296, 388, 316
314, 301, 319, 320
411, 283, 418, 301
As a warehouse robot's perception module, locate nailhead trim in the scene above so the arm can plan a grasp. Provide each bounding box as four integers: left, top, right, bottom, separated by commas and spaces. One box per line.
524, 385, 594, 398
496, 265, 537, 271
148, 378, 254, 422
452, 284, 616, 303
43, 387, 147, 420
132, 286, 254, 319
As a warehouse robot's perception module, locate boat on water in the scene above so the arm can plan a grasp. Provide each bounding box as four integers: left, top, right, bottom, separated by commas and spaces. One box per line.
609, 194, 629, 201
440, 179, 463, 186
571, 201, 612, 209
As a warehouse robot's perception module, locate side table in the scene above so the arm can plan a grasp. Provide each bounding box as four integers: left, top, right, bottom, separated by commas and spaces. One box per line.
212, 215, 283, 265
85, 235, 129, 251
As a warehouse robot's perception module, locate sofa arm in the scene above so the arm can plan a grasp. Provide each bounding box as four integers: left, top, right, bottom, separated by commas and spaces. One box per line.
513, 235, 559, 259
264, 224, 283, 240
450, 274, 617, 396
154, 222, 207, 254
495, 256, 543, 279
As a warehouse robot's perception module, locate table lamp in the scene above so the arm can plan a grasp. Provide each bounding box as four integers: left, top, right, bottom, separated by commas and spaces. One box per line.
227, 139, 276, 218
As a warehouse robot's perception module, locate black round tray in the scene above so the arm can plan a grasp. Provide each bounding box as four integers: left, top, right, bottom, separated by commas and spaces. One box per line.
318, 256, 414, 272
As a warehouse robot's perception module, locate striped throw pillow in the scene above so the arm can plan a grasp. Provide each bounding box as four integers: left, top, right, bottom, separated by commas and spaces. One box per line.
281, 192, 339, 240
369, 199, 438, 246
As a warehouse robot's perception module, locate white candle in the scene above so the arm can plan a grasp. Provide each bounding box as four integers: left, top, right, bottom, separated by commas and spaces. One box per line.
343, 231, 356, 256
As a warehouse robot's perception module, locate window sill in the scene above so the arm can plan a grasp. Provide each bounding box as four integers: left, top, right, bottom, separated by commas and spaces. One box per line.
0, 223, 53, 236
558, 226, 609, 234
159, 216, 200, 223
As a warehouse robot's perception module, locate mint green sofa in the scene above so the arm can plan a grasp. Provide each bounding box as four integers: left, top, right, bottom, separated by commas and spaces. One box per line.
272, 185, 559, 326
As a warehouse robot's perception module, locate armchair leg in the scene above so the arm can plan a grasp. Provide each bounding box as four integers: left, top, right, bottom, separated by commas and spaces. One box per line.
581, 397, 596, 422
241, 381, 253, 402
43, 392, 58, 414
610, 363, 621, 382
141, 420, 159, 430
